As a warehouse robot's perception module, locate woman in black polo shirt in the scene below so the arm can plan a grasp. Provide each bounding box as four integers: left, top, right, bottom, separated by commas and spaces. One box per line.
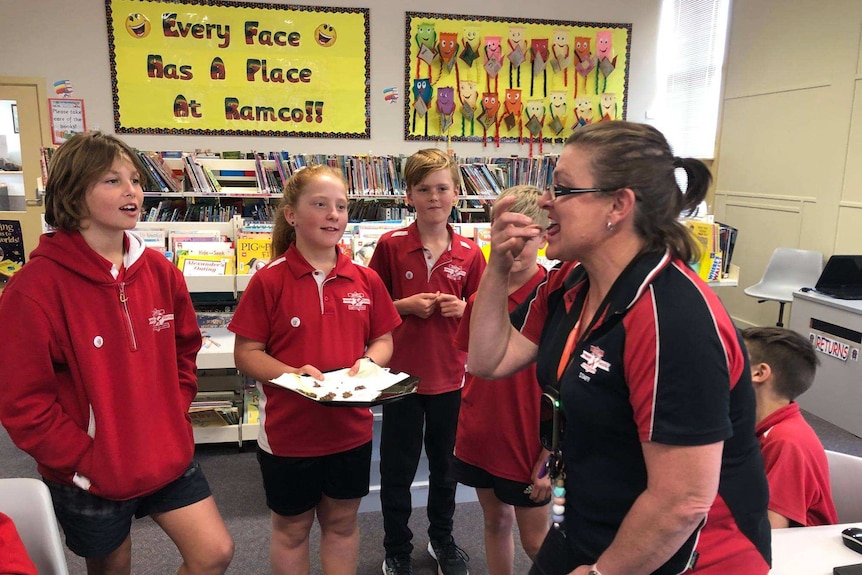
467, 121, 770, 575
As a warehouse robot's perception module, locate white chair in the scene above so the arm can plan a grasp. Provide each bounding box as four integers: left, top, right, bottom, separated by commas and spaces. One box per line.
826, 450, 862, 523
0, 478, 69, 575
744, 248, 822, 327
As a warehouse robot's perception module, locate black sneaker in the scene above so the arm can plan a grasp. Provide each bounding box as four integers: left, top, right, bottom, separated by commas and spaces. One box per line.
427, 538, 469, 575
382, 554, 413, 575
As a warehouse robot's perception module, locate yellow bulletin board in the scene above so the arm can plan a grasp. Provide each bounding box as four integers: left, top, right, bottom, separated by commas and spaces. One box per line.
106, 0, 370, 138
405, 12, 631, 149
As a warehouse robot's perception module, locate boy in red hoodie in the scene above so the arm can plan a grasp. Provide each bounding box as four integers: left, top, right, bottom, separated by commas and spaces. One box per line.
0, 132, 234, 575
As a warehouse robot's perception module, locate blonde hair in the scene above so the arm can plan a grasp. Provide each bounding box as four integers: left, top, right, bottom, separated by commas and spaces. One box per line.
403, 148, 461, 190
491, 185, 549, 229
271, 165, 348, 257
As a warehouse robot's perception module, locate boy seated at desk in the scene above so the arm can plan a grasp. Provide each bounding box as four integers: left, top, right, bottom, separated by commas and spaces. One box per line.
742, 326, 838, 528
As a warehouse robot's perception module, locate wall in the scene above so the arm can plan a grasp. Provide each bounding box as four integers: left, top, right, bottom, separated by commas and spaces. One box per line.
713, 0, 862, 327
0, 0, 660, 156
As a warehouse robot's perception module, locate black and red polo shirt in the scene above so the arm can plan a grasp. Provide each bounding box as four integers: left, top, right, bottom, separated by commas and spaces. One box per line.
519, 250, 770, 574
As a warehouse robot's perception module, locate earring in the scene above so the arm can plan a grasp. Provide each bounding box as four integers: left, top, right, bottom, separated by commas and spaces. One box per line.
606, 221, 613, 231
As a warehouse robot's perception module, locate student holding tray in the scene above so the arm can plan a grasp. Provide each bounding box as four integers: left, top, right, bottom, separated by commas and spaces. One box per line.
229, 165, 401, 575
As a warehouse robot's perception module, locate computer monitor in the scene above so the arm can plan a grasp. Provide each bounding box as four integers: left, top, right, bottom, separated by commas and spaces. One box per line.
814, 255, 862, 300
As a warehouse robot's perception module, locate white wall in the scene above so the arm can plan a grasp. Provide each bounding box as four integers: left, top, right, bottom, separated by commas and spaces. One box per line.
0, 0, 661, 156
714, 0, 862, 327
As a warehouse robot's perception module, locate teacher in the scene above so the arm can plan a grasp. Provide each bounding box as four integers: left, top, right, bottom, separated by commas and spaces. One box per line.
467, 121, 770, 575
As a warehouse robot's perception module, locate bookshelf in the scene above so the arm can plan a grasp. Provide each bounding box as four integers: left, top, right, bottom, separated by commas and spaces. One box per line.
136, 152, 561, 224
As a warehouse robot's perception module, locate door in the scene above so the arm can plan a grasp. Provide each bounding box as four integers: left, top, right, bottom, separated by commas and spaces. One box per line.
0, 77, 51, 263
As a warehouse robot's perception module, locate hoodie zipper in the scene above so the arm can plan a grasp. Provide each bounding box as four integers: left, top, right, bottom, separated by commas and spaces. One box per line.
118, 281, 138, 351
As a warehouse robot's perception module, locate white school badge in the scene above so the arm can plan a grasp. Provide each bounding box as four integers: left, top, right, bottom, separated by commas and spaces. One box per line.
291, 317, 301, 328
405, 271, 414, 280
580, 345, 611, 375
343, 292, 371, 311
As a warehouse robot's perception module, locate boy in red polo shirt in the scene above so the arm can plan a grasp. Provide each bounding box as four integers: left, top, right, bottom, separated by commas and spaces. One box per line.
742, 326, 838, 528
453, 185, 551, 575
369, 149, 486, 575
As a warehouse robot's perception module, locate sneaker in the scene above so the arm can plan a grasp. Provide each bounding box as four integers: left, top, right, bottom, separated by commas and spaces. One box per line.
382, 554, 413, 575
427, 538, 469, 575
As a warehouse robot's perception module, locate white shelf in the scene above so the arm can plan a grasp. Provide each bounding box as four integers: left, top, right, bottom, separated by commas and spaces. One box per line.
185, 274, 235, 293
193, 424, 241, 445
240, 422, 259, 442
707, 264, 739, 288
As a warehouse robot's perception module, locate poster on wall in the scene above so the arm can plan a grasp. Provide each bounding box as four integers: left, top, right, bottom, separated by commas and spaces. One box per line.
404, 12, 631, 153
48, 99, 87, 145
105, 0, 370, 138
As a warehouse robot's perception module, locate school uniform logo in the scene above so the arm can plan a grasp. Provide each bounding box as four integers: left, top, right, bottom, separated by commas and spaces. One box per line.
148, 308, 174, 332
343, 292, 371, 311
443, 263, 466, 282
580, 345, 610, 374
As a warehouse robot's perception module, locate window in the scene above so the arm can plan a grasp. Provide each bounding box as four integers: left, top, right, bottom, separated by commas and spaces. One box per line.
652, 0, 731, 159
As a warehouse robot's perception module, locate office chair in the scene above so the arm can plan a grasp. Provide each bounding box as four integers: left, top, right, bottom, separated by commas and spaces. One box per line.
0, 478, 70, 575
743, 247, 822, 327
826, 450, 862, 523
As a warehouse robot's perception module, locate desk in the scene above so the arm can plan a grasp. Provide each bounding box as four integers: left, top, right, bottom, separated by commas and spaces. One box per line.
788, 290, 862, 436
771, 523, 862, 574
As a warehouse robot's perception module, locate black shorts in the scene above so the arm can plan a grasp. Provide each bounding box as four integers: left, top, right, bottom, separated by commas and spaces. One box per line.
45, 461, 211, 558
453, 456, 550, 508
257, 441, 372, 517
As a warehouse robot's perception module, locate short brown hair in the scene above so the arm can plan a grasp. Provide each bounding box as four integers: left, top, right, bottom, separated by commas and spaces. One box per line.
403, 148, 460, 190
742, 326, 820, 400
271, 165, 348, 257
44, 131, 147, 232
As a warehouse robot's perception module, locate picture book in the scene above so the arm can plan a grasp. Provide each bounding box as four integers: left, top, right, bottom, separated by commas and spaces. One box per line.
0, 220, 25, 278
177, 254, 235, 275
685, 220, 722, 281
236, 234, 272, 274
244, 387, 260, 425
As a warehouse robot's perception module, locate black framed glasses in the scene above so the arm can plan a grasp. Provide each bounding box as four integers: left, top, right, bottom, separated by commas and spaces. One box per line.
548, 184, 617, 199
539, 387, 565, 453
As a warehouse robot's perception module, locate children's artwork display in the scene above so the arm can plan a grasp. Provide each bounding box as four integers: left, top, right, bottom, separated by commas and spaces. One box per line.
404, 12, 631, 150
105, 0, 370, 138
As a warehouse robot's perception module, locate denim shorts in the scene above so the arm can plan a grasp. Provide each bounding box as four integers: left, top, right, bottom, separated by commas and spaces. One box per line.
45, 460, 211, 558
257, 441, 372, 516
453, 456, 550, 508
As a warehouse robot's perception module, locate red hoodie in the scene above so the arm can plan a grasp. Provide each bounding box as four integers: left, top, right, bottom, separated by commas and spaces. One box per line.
0, 230, 201, 500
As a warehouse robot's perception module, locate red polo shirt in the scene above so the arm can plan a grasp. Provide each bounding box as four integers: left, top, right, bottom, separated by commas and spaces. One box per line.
369, 222, 486, 395
454, 267, 547, 482
229, 244, 401, 457
757, 402, 837, 526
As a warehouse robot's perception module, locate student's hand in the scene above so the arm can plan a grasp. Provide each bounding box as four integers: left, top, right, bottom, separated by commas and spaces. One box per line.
402, 292, 440, 318
530, 451, 552, 503
294, 364, 325, 381
347, 356, 380, 377
437, 293, 466, 318
488, 195, 543, 275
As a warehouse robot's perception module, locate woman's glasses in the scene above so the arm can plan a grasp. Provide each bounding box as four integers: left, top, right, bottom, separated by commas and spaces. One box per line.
548, 184, 616, 199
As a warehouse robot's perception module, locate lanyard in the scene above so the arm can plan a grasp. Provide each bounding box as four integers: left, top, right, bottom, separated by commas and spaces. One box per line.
555, 284, 613, 385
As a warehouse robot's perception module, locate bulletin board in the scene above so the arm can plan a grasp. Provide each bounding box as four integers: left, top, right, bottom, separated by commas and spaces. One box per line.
405, 12, 631, 151
48, 99, 87, 145
105, 0, 370, 138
